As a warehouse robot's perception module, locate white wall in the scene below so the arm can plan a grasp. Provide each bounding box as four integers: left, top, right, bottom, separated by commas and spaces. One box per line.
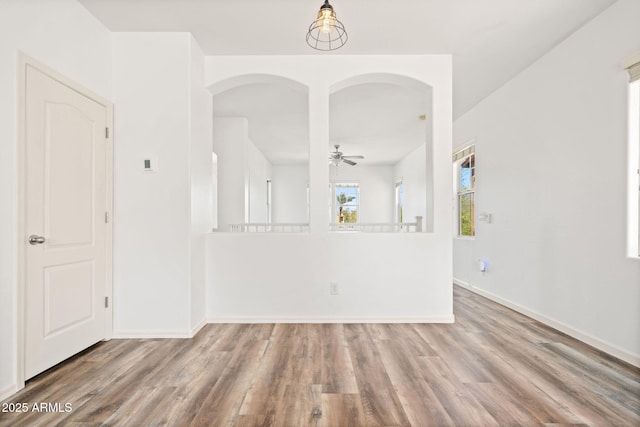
207, 233, 452, 322
212, 117, 249, 231
112, 33, 209, 337
247, 141, 273, 223
205, 55, 453, 322
453, 0, 640, 365
394, 144, 428, 229
272, 165, 309, 223
329, 165, 394, 223
213, 117, 277, 225
0, 0, 112, 399
189, 36, 213, 333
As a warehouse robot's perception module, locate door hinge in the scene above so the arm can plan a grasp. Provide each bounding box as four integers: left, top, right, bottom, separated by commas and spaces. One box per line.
105, 296, 109, 308
105, 212, 109, 223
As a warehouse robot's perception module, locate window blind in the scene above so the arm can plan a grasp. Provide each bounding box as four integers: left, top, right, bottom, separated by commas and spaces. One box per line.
453, 145, 475, 162
623, 50, 640, 82
628, 63, 640, 83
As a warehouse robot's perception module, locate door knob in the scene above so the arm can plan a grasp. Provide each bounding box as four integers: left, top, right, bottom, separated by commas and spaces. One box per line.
28, 235, 45, 245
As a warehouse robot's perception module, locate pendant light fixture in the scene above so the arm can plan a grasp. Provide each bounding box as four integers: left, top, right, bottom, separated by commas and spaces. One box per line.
306, 0, 348, 51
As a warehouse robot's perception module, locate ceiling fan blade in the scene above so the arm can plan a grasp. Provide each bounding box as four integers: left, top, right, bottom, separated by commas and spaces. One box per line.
342, 159, 357, 166
342, 155, 364, 159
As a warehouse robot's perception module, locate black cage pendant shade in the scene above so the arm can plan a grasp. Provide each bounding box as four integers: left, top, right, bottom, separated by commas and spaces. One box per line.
306, 0, 348, 51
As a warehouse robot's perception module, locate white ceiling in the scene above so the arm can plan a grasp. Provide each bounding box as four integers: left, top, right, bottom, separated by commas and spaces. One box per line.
79, 0, 616, 117
329, 83, 430, 165
78, 0, 617, 164
212, 83, 309, 164
212, 81, 430, 165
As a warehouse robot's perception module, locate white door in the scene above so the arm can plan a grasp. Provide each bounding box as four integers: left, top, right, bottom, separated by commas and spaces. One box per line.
24, 63, 110, 379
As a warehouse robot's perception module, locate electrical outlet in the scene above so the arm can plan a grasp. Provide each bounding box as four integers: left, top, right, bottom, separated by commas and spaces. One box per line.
330, 282, 339, 295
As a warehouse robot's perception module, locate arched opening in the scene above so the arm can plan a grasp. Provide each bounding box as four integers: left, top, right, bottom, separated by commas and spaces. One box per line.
329, 73, 433, 232
209, 74, 310, 232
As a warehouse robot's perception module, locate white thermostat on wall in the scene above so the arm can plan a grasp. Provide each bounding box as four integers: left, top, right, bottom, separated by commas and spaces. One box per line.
143, 158, 157, 172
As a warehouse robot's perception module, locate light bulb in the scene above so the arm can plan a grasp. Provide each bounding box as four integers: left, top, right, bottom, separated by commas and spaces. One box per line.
317, 8, 335, 34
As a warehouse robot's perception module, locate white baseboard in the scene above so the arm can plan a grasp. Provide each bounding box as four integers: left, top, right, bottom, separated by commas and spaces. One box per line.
113, 318, 208, 339
452, 278, 472, 288
113, 319, 209, 339
112, 329, 193, 339
190, 318, 207, 337
453, 278, 640, 367
0, 383, 18, 401
206, 315, 455, 324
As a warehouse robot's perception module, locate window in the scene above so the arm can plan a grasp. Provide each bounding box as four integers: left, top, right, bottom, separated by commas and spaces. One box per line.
626, 56, 640, 257
306, 183, 310, 223
395, 181, 404, 223
266, 179, 272, 224
333, 183, 359, 223
454, 145, 475, 237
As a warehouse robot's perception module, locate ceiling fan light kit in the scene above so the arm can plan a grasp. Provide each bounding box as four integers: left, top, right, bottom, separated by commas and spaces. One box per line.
306, 0, 347, 51
329, 144, 363, 166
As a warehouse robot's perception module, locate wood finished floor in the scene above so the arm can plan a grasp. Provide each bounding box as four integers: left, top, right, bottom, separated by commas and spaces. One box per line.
1, 285, 639, 426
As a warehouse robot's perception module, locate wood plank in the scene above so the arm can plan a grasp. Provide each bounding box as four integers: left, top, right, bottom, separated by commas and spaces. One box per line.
189, 325, 269, 426
237, 324, 323, 426
101, 385, 177, 426
320, 324, 359, 394
376, 339, 456, 426
2, 287, 638, 427
415, 355, 501, 426
344, 324, 411, 427
318, 393, 366, 427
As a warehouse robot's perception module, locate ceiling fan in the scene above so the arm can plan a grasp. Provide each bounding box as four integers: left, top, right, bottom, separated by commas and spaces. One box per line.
329, 145, 364, 166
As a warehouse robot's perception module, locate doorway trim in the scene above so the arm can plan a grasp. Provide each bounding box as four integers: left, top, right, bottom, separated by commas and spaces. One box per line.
16, 52, 114, 389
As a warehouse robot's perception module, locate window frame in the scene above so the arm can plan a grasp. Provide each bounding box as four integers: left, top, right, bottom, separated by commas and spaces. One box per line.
453, 145, 476, 238
395, 180, 404, 223
628, 79, 640, 258
266, 179, 272, 224
332, 182, 360, 224
624, 52, 640, 258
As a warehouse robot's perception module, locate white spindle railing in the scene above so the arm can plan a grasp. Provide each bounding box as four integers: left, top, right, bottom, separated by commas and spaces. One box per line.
328, 222, 419, 233
329, 216, 423, 233
226, 216, 424, 233
228, 223, 310, 233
